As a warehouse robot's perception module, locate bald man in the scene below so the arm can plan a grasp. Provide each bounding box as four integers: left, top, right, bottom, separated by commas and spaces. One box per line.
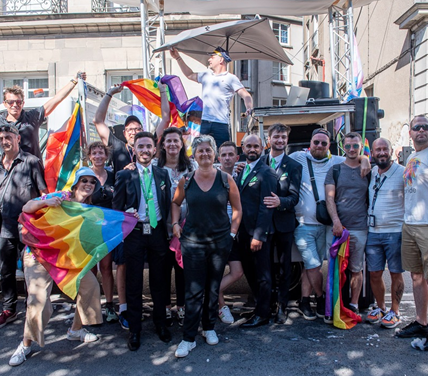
235, 134, 277, 328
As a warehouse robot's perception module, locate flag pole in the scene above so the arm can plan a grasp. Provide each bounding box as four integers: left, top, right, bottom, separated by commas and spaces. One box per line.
77, 74, 88, 167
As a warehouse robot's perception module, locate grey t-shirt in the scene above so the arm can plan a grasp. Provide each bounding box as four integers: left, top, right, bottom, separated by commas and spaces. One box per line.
325, 162, 369, 230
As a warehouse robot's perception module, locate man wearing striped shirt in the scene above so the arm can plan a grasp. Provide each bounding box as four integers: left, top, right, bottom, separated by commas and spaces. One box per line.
365, 138, 405, 329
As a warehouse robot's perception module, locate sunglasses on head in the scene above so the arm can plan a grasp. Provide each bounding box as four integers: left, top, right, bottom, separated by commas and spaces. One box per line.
0, 126, 19, 135
411, 124, 428, 132
5, 99, 23, 106
313, 140, 328, 147
80, 178, 97, 185
344, 143, 360, 150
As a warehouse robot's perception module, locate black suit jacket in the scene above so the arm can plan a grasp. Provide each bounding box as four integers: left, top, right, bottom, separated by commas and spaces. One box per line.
112, 164, 171, 228
236, 158, 277, 242
261, 154, 302, 233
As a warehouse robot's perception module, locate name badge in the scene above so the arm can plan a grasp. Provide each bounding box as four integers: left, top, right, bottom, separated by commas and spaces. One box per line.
368, 215, 376, 228
143, 223, 152, 235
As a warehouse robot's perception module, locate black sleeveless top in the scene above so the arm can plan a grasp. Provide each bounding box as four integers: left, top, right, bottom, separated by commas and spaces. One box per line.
182, 170, 230, 244
91, 169, 115, 209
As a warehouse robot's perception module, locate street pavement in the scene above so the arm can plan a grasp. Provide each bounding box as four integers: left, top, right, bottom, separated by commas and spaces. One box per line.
0, 289, 427, 376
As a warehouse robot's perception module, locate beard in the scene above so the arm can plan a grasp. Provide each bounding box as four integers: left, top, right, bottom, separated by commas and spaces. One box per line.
374, 156, 391, 169
246, 152, 260, 162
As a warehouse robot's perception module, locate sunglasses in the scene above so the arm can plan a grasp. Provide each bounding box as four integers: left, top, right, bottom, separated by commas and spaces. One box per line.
4, 99, 23, 106
80, 178, 97, 185
344, 143, 360, 150
0, 126, 19, 135
313, 140, 328, 147
411, 124, 428, 132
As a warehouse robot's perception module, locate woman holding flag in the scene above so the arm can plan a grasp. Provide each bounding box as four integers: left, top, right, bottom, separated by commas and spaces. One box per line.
9, 168, 111, 366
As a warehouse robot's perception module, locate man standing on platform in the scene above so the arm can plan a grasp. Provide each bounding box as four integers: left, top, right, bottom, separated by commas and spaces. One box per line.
170, 47, 253, 149
261, 123, 302, 324
236, 134, 277, 328
112, 131, 172, 351
1, 71, 86, 160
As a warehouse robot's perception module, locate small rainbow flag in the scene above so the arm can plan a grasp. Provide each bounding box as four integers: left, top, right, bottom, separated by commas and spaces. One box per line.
122, 78, 184, 128
363, 137, 371, 159
44, 101, 82, 193
325, 228, 362, 329
19, 200, 137, 299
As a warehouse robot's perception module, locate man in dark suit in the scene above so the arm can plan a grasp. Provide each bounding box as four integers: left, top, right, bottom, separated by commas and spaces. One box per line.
112, 131, 172, 351
236, 134, 277, 328
261, 123, 302, 324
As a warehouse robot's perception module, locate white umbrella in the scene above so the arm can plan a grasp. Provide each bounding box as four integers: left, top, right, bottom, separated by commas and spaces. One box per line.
153, 18, 293, 65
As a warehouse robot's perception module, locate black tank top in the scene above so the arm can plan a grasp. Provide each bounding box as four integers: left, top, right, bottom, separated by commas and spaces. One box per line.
182, 170, 230, 244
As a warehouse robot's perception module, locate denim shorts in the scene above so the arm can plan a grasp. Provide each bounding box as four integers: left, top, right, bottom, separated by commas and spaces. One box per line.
111, 242, 125, 265
365, 232, 404, 273
294, 224, 332, 269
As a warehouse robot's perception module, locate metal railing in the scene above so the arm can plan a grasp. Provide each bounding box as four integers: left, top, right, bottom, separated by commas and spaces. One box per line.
1, 0, 68, 15
91, 0, 138, 13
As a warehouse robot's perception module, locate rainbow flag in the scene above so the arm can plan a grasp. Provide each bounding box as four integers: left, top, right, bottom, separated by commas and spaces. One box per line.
325, 228, 362, 329
122, 78, 184, 128
363, 137, 371, 158
182, 121, 201, 157
19, 200, 137, 299
44, 101, 82, 193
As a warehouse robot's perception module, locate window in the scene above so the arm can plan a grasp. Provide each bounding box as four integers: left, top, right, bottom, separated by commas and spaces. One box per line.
1, 76, 49, 99
273, 98, 287, 107
240, 61, 249, 81
272, 62, 290, 83
272, 22, 289, 45
107, 72, 143, 105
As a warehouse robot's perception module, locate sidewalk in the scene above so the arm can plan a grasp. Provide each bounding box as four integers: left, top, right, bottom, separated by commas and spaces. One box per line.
1, 293, 426, 376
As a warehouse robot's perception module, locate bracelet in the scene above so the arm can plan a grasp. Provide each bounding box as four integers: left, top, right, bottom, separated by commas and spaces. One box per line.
176, 57, 182, 61
70, 79, 77, 85
106, 93, 112, 98
172, 222, 179, 227
160, 91, 166, 94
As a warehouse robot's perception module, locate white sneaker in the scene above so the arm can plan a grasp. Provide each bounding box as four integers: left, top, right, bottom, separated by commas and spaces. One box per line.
175, 340, 196, 358
9, 342, 32, 366
219, 305, 234, 324
202, 330, 219, 345
67, 328, 98, 343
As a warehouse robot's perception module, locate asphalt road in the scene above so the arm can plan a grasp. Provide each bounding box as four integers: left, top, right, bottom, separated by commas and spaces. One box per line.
0, 288, 426, 376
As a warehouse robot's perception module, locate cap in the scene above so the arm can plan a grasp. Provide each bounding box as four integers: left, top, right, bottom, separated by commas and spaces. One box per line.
312, 128, 331, 139
0, 124, 20, 136
211, 47, 232, 63
124, 115, 142, 128
71, 167, 100, 190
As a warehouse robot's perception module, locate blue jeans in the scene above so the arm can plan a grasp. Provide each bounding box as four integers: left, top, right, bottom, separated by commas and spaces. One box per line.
200, 120, 230, 151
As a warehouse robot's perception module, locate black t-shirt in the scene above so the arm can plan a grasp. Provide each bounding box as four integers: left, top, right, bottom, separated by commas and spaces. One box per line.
108, 132, 135, 177
0, 107, 45, 160
91, 169, 115, 209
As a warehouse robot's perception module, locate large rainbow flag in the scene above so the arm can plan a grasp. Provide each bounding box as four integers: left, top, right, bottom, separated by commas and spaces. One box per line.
325, 228, 362, 329
19, 200, 137, 299
44, 101, 82, 193
122, 78, 185, 128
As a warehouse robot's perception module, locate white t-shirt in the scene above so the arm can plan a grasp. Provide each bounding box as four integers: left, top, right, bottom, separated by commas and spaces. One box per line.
403, 147, 428, 224
198, 70, 244, 124
289, 151, 344, 225
368, 163, 405, 233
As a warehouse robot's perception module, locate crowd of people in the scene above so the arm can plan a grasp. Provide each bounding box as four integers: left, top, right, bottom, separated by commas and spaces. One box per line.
1, 51, 428, 367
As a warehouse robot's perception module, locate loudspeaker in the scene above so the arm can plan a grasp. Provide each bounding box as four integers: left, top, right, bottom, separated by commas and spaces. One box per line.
351, 97, 384, 132
299, 80, 330, 99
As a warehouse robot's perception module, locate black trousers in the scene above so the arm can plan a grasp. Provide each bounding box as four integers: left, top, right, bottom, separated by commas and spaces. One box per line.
0, 237, 22, 313
124, 222, 170, 333
181, 236, 231, 342
270, 231, 294, 307
237, 230, 272, 318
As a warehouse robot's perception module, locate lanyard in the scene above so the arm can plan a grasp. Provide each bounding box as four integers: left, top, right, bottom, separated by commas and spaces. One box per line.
127, 146, 135, 163
138, 169, 154, 217
371, 175, 387, 212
